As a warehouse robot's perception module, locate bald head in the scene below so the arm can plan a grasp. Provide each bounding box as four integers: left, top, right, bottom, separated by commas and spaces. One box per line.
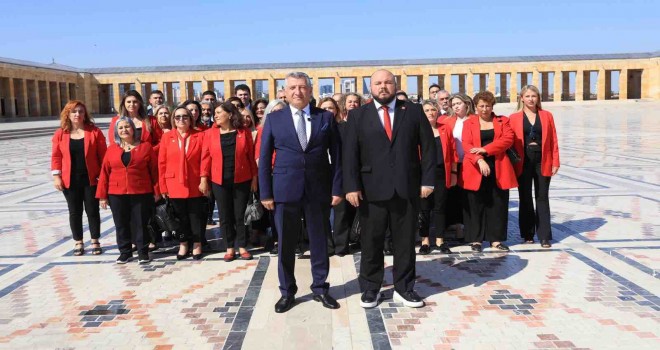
370, 69, 396, 105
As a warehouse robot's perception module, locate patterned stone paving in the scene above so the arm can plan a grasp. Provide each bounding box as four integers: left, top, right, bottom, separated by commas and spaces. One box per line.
0, 101, 659, 349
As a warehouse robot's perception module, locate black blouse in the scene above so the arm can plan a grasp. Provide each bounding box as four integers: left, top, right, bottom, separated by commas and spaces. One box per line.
480, 129, 496, 172
523, 112, 543, 146
221, 131, 237, 182
121, 150, 131, 167
434, 136, 444, 167
69, 138, 87, 176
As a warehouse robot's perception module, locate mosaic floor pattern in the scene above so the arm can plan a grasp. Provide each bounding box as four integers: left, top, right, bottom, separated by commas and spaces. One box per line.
0, 101, 658, 349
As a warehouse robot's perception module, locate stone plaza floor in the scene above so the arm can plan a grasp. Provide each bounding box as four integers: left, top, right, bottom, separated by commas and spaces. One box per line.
0, 101, 658, 349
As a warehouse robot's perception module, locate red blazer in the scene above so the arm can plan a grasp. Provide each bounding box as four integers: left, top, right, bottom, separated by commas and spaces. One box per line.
96, 143, 159, 199
51, 125, 107, 188
509, 110, 560, 177
201, 127, 257, 185
461, 115, 518, 191
437, 118, 459, 188
254, 125, 276, 167
108, 115, 162, 152
158, 129, 205, 198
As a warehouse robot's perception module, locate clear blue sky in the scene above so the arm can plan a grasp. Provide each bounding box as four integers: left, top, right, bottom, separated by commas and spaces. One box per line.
0, 0, 657, 68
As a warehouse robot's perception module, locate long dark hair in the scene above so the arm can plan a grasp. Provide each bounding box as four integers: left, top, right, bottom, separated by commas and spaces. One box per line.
214, 102, 244, 130
119, 90, 151, 133
181, 99, 204, 129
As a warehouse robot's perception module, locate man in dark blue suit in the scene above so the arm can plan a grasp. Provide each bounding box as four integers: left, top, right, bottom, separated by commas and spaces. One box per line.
259, 71, 343, 313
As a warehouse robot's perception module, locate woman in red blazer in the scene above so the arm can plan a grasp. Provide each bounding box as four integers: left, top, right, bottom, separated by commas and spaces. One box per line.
159, 107, 207, 260
441, 93, 476, 240
462, 91, 517, 252
201, 102, 258, 261
51, 100, 107, 256
108, 90, 162, 152
97, 117, 160, 264
183, 100, 209, 131
509, 85, 560, 248
418, 100, 458, 255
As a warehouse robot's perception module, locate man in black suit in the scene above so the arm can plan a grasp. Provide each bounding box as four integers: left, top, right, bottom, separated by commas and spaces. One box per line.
343, 69, 436, 308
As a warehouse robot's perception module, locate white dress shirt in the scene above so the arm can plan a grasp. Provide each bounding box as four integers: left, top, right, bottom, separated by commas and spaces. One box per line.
453, 116, 467, 161
372, 98, 397, 129
289, 104, 312, 142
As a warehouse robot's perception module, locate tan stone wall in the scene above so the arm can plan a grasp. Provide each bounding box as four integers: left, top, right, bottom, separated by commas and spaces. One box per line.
1, 56, 658, 117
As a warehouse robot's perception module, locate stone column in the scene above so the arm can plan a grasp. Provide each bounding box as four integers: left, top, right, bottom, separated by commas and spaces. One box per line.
268, 77, 277, 100
134, 78, 141, 98
20, 79, 30, 116
245, 78, 254, 100
562, 73, 570, 101
597, 69, 606, 100
520, 73, 529, 87
510, 71, 518, 102
29, 80, 40, 116
553, 71, 562, 102
619, 69, 628, 100
5, 78, 17, 117
541, 73, 550, 101
438, 74, 446, 90
478, 74, 486, 92
42, 81, 52, 116
224, 81, 233, 101
575, 70, 584, 101
499, 74, 508, 101
399, 74, 408, 93
458, 74, 466, 94
111, 82, 120, 114
333, 77, 341, 94
444, 74, 452, 94
488, 72, 496, 94
532, 69, 540, 88
356, 76, 364, 96
179, 80, 188, 102
466, 72, 473, 96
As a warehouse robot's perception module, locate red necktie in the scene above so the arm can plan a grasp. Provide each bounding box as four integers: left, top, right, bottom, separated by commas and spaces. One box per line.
382, 106, 392, 141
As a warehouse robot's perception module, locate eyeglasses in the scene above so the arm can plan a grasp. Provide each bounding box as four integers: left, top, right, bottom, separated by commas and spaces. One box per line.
174, 116, 190, 121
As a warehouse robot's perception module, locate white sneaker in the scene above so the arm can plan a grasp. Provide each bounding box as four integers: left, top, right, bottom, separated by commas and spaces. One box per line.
360, 290, 381, 308
393, 290, 425, 308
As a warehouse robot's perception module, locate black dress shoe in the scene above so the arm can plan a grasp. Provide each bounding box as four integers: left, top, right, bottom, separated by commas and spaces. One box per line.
360, 290, 380, 308
207, 218, 216, 225
540, 240, 552, 248
491, 243, 510, 252
437, 243, 453, 254
418, 244, 431, 255
274, 296, 295, 313
313, 293, 340, 309
393, 290, 424, 308
470, 244, 483, 252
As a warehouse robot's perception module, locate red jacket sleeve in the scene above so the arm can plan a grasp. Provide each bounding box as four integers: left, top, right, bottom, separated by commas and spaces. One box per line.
483, 117, 514, 156
158, 134, 169, 195
246, 129, 258, 177
548, 112, 560, 167
200, 130, 211, 178
51, 129, 63, 175
96, 150, 111, 199
462, 121, 481, 166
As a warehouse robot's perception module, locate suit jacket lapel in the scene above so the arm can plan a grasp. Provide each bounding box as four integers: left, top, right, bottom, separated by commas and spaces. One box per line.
391, 99, 406, 143
309, 108, 322, 148
367, 102, 390, 143
282, 107, 303, 152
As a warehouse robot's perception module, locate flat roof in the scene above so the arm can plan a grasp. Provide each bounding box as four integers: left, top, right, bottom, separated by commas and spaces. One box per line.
2, 51, 659, 75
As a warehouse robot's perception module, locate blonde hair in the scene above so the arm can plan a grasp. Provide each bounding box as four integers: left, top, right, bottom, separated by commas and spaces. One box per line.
516, 85, 543, 112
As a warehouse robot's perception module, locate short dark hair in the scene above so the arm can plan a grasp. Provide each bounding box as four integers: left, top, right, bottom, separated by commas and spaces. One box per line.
202, 90, 216, 98
226, 96, 245, 109
473, 91, 496, 107
429, 84, 440, 92
150, 90, 164, 98
396, 91, 409, 99
234, 84, 251, 94
215, 102, 244, 130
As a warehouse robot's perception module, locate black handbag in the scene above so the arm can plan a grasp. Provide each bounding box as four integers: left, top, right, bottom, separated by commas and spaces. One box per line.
153, 198, 180, 234
244, 193, 264, 225
506, 148, 521, 164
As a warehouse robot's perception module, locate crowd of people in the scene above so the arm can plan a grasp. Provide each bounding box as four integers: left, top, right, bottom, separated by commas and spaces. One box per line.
51, 69, 559, 311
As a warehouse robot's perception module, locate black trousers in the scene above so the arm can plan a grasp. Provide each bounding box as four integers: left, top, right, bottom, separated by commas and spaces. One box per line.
108, 194, 153, 254
62, 175, 100, 241
420, 167, 449, 240
274, 199, 330, 297
359, 194, 418, 294
208, 191, 216, 221
170, 197, 206, 243
518, 151, 552, 241
465, 174, 510, 243
212, 181, 251, 249
330, 199, 356, 254
446, 163, 469, 228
